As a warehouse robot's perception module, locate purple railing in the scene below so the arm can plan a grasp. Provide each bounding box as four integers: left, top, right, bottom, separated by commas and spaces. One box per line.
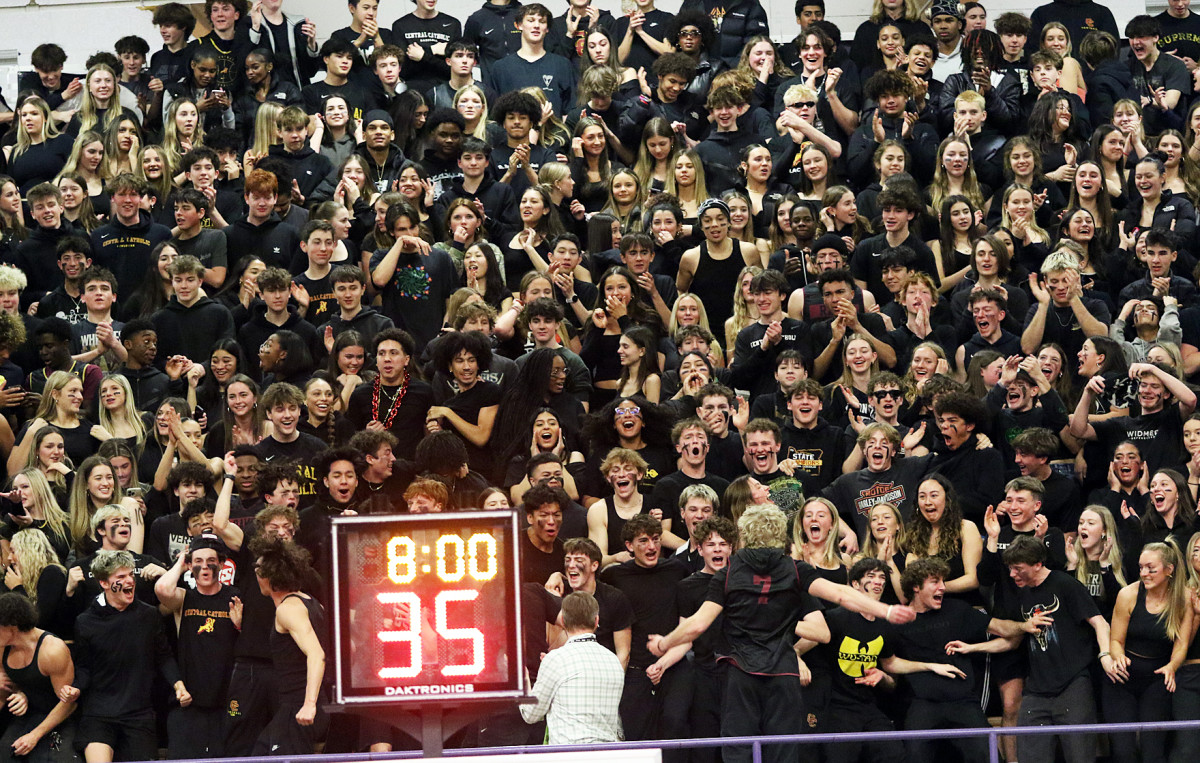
158, 718, 1200, 763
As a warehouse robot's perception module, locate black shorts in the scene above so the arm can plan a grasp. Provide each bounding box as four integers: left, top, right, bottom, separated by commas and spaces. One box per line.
76, 712, 156, 760
990, 648, 1029, 685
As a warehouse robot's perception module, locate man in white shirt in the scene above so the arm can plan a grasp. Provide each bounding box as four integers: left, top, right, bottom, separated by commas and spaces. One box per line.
521, 591, 624, 744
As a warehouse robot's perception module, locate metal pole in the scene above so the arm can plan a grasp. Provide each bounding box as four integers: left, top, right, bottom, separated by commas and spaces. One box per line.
989, 728, 1000, 763
752, 740, 761, 763
422, 707, 444, 757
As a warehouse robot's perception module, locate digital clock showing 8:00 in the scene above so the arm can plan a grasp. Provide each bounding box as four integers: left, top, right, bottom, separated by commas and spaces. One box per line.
332, 512, 524, 703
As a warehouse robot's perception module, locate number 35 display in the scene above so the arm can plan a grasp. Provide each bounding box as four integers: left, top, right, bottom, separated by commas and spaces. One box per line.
331, 512, 524, 703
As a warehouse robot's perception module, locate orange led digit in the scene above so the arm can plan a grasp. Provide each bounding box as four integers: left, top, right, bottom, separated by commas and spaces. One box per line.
375, 592, 422, 678
435, 590, 484, 677
387, 536, 416, 584
436, 534, 466, 582
467, 533, 497, 581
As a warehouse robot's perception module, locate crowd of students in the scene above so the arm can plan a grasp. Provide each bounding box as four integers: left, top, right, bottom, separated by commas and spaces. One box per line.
0, 0, 1199, 759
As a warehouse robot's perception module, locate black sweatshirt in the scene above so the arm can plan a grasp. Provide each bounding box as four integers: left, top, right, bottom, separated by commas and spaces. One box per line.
73, 598, 181, 718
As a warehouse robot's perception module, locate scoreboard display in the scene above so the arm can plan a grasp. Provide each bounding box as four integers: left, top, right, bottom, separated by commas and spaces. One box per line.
331, 512, 525, 704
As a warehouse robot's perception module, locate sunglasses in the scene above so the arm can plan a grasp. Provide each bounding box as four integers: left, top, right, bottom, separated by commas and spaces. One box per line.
789, 101, 817, 108
679, 29, 702, 38
872, 389, 904, 401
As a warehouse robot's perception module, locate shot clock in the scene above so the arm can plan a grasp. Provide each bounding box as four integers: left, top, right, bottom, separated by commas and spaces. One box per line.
331, 512, 525, 704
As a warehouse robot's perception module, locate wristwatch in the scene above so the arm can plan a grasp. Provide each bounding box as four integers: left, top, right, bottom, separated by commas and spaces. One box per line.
565, 294, 578, 305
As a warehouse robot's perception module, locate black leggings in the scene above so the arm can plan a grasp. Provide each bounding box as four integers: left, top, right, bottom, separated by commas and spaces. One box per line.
1102, 655, 1171, 763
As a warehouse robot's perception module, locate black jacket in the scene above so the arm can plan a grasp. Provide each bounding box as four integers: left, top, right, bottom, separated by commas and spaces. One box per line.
681, 0, 769, 67
317, 307, 395, 356
937, 71, 1023, 137
462, 1, 524, 68
73, 599, 181, 718
434, 175, 519, 243
233, 74, 303, 141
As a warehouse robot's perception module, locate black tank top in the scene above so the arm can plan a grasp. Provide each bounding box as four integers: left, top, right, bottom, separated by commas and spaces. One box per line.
689, 240, 745, 341
270, 593, 327, 697
1125, 584, 1174, 662
3, 632, 58, 716
605, 496, 644, 557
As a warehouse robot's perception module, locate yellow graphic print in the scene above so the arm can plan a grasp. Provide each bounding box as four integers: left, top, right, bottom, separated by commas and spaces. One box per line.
198, 617, 216, 634
837, 635, 883, 677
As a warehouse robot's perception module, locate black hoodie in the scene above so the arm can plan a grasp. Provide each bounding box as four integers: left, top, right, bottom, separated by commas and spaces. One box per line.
1084, 59, 1135, 126
73, 598, 181, 718
151, 296, 236, 366
463, 0, 524, 69
317, 306, 395, 356
13, 222, 77, 306
116, 364, 185, 413
434, 175, 519, 243
268, 143, 334, 201
237, 302, 322, 377
223, 212, 301, 270
90, 212, 173, 300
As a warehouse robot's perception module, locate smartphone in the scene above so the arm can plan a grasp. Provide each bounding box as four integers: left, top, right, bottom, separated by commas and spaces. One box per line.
126, 487, 146, 499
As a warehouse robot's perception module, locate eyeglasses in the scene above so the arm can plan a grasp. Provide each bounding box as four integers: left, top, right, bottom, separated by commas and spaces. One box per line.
679, 29, 702, 38
872, 389, 904, 401
614, 407, 642, 418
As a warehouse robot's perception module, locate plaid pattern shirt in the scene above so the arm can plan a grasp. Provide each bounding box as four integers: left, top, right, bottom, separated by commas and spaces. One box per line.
520, 633, 625, 745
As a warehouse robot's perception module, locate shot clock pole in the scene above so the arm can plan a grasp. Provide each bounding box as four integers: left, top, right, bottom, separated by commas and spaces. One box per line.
328, 512, 530, 755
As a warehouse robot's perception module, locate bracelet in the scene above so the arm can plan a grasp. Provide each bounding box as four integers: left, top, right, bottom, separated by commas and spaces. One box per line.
223, 473, 235, 481
1098, 651, 1111, 659
886, 605, 894, 621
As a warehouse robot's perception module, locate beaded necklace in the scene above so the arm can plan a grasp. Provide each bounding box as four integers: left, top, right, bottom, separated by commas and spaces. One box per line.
371, 371, 410, 429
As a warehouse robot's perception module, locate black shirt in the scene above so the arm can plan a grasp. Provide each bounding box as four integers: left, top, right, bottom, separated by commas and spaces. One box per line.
817, 606, 894, 707
889, 598, 990, 702
1018, 570, 1101, 697
1092, 405, 1186, 477
705, 548, 821, 676
602, 556, 692, 669
345, 379, 434, 461
646, 470, 730, 530
251, 434, 328, 509
520, 531, 564, 586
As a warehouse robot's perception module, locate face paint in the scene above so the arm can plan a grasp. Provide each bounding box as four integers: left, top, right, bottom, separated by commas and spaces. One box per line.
111, 580, 135, 595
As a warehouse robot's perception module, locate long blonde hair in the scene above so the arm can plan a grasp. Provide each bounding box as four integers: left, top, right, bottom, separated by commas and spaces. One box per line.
68, 456, 115, 549
59, 131, 107, 181
98, 374, 147, 448
10, 529, 64, 605
728, 265, 763, 340
665, 149, 709, 203
521, 87, 569, 148
162, 98, 206, 169
837, 333, 881, 389
1073, 505, 1127, 590
861, 502, 904, 560
736, 36, 794, 79
136, 145, 175, 205
76, 64, 122, 135
930, 135, 985, 213
454, 85, 491, 140
252, 101, 284, 157
12, 96, 60, 159
1000, 183, 1049, 242
793, 497, 845, 569
15, 469, 71, 550
869, 0, 922, 23
1141, 540, 1191, 642
35, 371, 82, 424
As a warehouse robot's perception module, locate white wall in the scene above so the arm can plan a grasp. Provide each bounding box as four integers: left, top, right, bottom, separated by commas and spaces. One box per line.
0, 0, 1155, 98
